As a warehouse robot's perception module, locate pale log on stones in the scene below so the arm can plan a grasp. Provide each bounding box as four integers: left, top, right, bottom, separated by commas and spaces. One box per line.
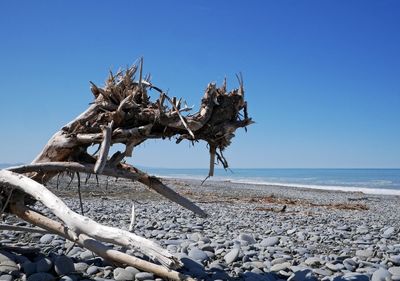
0, 59, 252, 279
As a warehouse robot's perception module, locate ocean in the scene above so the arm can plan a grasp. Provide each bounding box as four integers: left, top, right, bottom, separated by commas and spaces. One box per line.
141, 168, 400, 195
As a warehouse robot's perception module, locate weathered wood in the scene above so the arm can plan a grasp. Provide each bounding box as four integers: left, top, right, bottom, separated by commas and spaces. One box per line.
0, 60, 252, 280
1, 170, 180, 268
9, 202, 193, 281
7, 162, 206, 217
94, 122, 113, 174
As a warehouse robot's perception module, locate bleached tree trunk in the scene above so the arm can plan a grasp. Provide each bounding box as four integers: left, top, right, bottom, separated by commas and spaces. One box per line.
0, 59, 252, 279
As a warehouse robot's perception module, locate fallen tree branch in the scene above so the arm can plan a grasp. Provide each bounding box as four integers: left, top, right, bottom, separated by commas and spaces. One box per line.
7, 162, 207, 217
9, 201, 193, 281
94, 121, 113, 174
0, 170, 180, 268
0, 224, 48, 234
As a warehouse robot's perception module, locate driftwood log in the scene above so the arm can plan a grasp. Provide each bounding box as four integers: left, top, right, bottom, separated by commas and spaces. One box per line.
0, 58, 252, 280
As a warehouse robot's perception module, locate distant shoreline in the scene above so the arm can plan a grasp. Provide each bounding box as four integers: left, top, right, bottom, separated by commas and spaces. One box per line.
153, 172, 400, 196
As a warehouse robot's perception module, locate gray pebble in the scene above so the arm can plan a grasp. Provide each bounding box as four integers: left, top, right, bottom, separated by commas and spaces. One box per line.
224, 248, 240, 264
80, 250, 94, 260
0, 253, 18, 275
270, 261, 290, 272
382, 227, 396, 238
124, 266, 139, 278
390, 255, 400, 265
135, 272, 154, 281
35, 258, 52, 273
326, 262, 345, 271
39, 234, 54, 244
21, 262, 36, 276
355, 249, 373, 259
305, 257, 322, 267
239, 233, 256, 244
371, 267, 391, 281
188, 248, 208, 262
113, 267, 135, 281
74, 262, 89, 272
260, 237, 279, 247
389, 267, 400, 276
54, 256, 74, 275
86, 265, 100, 275
0, 275, 13, 281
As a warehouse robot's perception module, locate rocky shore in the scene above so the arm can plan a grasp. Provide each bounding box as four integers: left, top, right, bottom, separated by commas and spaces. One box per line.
1, 176, 400, 281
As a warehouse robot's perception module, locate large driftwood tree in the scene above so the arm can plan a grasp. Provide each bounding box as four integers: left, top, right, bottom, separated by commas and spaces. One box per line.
0, 59, 252, 280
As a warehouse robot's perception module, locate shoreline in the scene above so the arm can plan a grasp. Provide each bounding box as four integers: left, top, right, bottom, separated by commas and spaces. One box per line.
1, 175, 399, 280
150, 173, 400, 196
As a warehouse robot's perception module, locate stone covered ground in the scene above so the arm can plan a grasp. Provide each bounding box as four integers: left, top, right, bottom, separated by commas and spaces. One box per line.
1, 176, 400, 281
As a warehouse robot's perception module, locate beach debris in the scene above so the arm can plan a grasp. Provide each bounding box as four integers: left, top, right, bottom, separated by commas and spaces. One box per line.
0, 58, 252, 281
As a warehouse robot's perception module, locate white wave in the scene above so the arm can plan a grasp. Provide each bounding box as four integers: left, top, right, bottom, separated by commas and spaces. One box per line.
153, 174, 400, 196
230, 179, 400, 196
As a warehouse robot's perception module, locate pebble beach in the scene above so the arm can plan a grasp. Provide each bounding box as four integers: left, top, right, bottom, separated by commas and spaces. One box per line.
1, 176, 400, 281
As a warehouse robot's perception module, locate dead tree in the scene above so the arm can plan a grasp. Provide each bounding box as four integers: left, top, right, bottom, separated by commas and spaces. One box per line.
0, 58, 252, 280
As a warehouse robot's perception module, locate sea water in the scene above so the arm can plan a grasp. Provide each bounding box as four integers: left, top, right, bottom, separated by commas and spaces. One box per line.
141, 168, 400, 195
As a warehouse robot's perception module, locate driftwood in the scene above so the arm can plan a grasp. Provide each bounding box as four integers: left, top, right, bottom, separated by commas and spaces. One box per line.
0, 58, 252, 279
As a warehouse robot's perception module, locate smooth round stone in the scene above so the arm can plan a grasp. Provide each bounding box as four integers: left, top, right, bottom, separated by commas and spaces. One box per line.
66, 247, 83, 257
39, 234, 55, 244
74, 262, 89, 272
21, 262, 36, 275
343, 258, 357, 270
35, 258, 52, 273
357, 226, 369, 234
54, 256, 74, 275
382, 227, 396, 238
135, 272, 154, 281
371, 267, 391, 281
113, 267, 135, 281
86, 265, 100, 275
0, 275, 13, 281
391, 255, 400, 266
188, 248, 208, 262
270, 262, 290, 272
356, 249, 373, 259
224, 248, 240, 264
125, 266, 139, 276
27, 272, 55, 281
325, 262, 344, 271
260, 237, 279, 247
305, 257, 322, 267
0, 252, 18, 274
239, 233, 256, 245
0, 260, 18, 274
389, 267, 400, 276
80, 250, 94, 260
271, 258, 287, 266
163, 240, 182, 246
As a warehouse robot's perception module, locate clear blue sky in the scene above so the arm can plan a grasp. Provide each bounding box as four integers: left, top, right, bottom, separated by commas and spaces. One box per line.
0, 1, 399, 168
